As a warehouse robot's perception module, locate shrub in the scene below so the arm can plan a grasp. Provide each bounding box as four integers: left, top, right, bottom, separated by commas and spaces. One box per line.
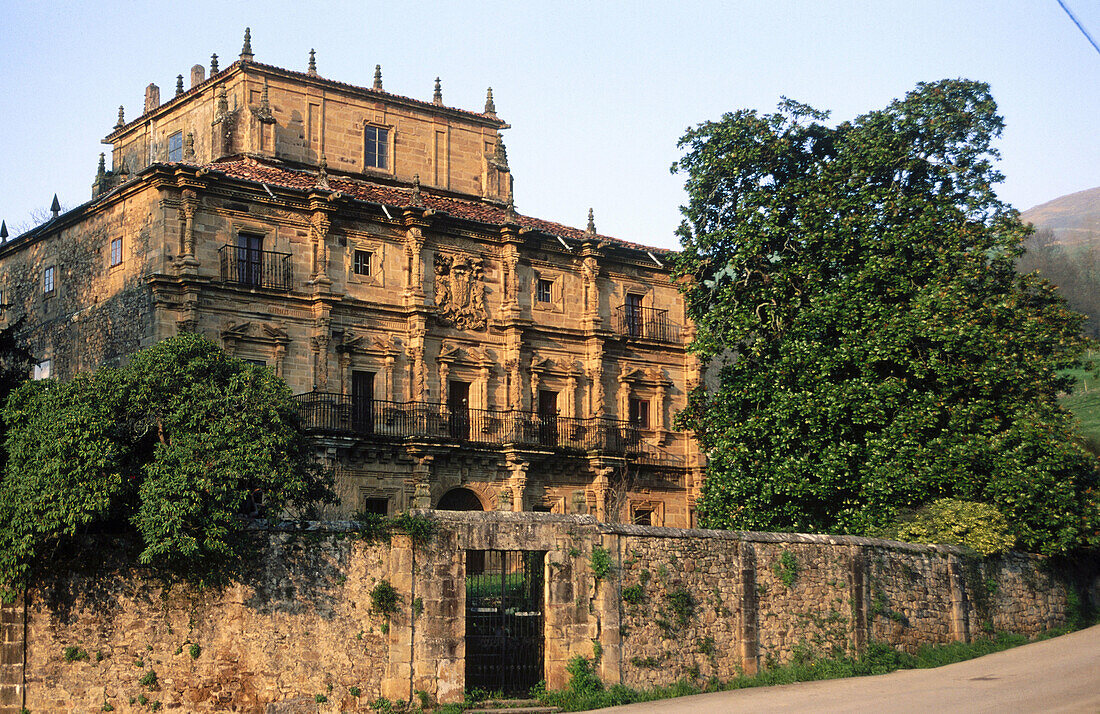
590, 546, 612, 580
371, 580, 400, 616
63, 646, 89, 662
622, 584, 645, 605
885, 499, 1016, 555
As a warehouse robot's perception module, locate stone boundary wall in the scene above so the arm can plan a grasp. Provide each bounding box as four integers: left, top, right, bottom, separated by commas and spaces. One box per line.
0, 513, 1088, 713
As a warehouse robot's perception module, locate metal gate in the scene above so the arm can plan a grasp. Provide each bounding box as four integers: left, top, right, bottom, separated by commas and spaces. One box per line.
465, 550, 545, 696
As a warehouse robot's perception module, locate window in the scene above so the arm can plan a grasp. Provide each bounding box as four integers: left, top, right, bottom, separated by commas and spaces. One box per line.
168, 131, 183, 161
43, 266, 55, 295
625, 292, 644, 337
632, 508, 654, 526
354, 249, 372, 276
364, 125, 389, 169
32, 359, 51, 380
360, 497, 389, 516
628, 397, 649, 428
236, 233, 264, 286
242, 358, 266, 367
110, 237, 123, 266
536, 278, 553, 303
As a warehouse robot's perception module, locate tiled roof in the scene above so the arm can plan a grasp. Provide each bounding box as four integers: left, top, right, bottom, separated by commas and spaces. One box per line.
204, 157, 674, 256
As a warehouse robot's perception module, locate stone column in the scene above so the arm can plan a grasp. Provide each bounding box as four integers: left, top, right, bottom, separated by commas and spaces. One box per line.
508, 458, 529, 512
439, 362, 450, 406
272, 343, 286, 379
311, 211, 333, 286
338, 351, 351, 396
383, 354, 395, 402
566, 373, 578, 419
410, 347, 426, 402
179, 189, 199, 269
478, 365, 491, 410
616, 372, 630, 422
530, 371, 540, 413
405, 226, 425, 300
655, 380, 667, 433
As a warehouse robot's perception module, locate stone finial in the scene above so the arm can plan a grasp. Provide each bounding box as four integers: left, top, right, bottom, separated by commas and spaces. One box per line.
215, 85, 229, 117
493, 135, 509, 168
410, 173, 423, 207
240, 27, 254, 62
308, 49, 317, 76
176, 75, 184, 96
373, 64, 383, 90
183, 132, 195, 160
50, 194, 61, 219
315, 154, 330, 189
484, 87, 496, 115
586, 208, 597, 236
115, 105, 125, 129
191, 64, 206, 88
97, 153, 106, 178
144, 83, 160, 114
433, 77, 442, 105
505, 194, 517, 221
210, 53, 219, 74
0, 222, 7, 242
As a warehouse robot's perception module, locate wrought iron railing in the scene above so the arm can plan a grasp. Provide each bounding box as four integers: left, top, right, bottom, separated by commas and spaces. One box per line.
613, 305, 679, 343
218, 245, 293, 291
293, 392, 643, 455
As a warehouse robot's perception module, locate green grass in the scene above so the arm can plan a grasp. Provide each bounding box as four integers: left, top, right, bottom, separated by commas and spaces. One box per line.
531, 631, 1053, 712
1059, 350, 1100, 454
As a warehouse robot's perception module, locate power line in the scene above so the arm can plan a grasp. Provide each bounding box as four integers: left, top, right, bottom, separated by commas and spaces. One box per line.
1056, 0, 1100, 57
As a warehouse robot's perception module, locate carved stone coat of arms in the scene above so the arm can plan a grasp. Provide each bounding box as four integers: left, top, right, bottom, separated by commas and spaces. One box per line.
434, 253, 488, 330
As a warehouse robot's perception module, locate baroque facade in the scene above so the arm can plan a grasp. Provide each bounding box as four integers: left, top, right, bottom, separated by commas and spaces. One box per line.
0, 32, 703, 526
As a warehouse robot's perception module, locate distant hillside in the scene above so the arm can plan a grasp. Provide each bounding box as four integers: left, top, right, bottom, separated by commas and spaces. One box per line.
1021, 186, 1100, 247
1018, 187, 1100, 339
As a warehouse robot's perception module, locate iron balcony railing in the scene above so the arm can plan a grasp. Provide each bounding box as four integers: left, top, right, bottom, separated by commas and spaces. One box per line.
293, 393, 643, 456
218, 245, 293, 291
613, 305, 679, 343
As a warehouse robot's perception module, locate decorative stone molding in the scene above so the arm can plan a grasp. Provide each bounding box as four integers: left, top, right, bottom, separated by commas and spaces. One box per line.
434, 253, 487, 330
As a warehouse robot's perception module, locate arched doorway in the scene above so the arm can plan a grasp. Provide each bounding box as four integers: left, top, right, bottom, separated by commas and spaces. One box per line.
436, 487, 484, 511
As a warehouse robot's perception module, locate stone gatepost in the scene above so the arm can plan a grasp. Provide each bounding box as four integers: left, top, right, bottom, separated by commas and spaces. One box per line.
411, 526, 464, 703
382, 533, 415, 702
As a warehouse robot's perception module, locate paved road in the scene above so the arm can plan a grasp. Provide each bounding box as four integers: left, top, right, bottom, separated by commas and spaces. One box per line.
585, 624, 1100, 713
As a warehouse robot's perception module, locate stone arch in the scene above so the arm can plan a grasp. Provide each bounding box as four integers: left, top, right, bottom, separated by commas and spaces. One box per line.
436, 487, 485, 511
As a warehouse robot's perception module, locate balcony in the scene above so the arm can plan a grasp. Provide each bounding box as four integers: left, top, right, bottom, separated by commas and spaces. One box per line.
219, 245, 293, 291
294, 393, 643, 456
613, 305, 679, 343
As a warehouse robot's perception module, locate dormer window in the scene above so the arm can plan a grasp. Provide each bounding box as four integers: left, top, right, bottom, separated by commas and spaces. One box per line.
364, 125, 389, 170
168, 131, 183, 162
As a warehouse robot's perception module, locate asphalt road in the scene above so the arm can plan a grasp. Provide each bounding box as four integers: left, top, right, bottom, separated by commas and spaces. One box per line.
585, 624, 1100, 713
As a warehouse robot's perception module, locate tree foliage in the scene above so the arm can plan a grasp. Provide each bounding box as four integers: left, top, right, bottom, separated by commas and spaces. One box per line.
0, 334, 334, 597
673, 79, 1100, 555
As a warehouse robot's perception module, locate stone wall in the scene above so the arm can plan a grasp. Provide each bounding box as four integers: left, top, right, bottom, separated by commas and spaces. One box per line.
1, 513, 1088, 713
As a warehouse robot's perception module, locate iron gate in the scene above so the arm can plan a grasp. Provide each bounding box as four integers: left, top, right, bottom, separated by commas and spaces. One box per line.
465, 550, 545, 696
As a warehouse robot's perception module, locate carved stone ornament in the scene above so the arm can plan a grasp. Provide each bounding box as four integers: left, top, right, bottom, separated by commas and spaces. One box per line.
434, 253, 487, 330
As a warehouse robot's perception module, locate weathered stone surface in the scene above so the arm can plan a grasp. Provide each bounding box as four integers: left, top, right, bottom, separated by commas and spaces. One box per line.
0, 512, 1092, 713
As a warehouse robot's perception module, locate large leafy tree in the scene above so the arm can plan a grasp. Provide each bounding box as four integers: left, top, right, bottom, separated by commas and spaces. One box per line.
673, 80, 1100, 555
0, 334, 334, 597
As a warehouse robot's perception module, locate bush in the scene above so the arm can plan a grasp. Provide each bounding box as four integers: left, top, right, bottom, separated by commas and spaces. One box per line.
371, 580, 400, 616
884, 499, 1016, 555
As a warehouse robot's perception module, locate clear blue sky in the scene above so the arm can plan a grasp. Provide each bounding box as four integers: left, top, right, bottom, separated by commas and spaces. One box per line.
1, 1, 1099, 250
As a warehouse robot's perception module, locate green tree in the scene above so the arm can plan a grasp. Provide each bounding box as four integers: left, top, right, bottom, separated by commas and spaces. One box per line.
673, 80, 1100, 555
0, 334, 334, 597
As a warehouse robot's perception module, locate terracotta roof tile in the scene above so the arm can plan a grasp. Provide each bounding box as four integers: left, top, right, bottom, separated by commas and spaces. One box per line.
204, 158, 673, 256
